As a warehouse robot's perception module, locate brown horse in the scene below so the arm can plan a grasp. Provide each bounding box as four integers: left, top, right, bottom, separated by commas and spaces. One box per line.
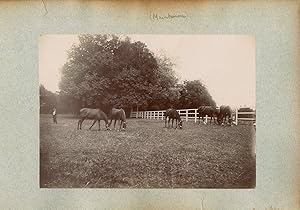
218, 105, 233, 125
77, 108, 109, 130
109, 108, 127, 131
197, 106, 218, 124
164, 108, 183, 129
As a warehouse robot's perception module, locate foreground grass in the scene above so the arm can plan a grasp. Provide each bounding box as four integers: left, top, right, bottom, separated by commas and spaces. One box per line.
40, 115, 255, 188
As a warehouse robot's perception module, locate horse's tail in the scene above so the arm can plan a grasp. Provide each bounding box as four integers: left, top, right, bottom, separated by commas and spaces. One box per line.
120, 109, 126, 122
78, 108, 86, 118
103, 111, 109, 125
164, 110, 169, 120
198, 106, 205, 114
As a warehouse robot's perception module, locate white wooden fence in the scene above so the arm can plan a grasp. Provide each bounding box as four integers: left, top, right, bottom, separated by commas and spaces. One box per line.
130, 108, 256, 125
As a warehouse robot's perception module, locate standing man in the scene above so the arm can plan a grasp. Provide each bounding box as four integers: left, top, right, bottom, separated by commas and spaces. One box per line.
52, 107, 57, 124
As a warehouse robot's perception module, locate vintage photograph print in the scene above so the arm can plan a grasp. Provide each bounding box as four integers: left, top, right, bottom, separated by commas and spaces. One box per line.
39, 34, 256, 188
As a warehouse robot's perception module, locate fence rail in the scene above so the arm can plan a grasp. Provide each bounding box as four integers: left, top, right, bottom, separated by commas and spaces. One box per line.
130, 108, 256, 125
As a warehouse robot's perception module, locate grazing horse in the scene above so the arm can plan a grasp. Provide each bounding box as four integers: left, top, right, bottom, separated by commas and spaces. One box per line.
109, 108, 127, 131
164, 108, 183, 129
197, 106, 218, 124
218, 105, 233, 125
77, 108, 109, 130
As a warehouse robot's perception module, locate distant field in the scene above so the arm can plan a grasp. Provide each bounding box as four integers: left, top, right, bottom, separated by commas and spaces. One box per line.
40, 114, 255, 188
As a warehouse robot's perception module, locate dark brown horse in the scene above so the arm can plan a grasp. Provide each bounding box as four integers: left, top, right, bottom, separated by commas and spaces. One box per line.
164, 108, 183, 129
197, 106, 218, 124
77, 108, 109, 130
109, 108, 127, 131
218, 105, 233, 125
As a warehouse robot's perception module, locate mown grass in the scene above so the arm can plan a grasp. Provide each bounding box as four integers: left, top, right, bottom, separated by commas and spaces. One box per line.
40, 114, 255, 188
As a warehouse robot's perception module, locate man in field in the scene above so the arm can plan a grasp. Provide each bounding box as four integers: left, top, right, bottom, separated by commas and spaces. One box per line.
52, 107, 57, 124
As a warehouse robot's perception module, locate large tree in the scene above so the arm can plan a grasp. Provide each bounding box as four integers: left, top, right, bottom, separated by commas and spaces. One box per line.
59, 35, 178, 113
146, 54, 179, 110
177, 80, 216, 109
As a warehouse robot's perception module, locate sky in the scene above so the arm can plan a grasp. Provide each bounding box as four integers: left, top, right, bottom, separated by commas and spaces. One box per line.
39, 34, 255, 109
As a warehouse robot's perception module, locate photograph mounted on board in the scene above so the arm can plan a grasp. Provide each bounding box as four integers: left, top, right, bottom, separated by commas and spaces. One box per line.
39, 34, 256, 188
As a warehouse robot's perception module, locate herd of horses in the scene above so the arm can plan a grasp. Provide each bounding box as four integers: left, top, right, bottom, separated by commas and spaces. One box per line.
77, 107, 127, 131
164, 105, 233, 129
76, 105, 233, 131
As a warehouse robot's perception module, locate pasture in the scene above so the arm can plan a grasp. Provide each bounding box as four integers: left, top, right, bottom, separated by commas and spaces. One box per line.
40, 114, 255, 188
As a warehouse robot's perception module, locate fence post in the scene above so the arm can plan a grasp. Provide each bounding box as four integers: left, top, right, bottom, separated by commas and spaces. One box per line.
194, 109, 197, 123
235, 109, 238, 125
185, 110, 188, 122
205, 115, 208, 124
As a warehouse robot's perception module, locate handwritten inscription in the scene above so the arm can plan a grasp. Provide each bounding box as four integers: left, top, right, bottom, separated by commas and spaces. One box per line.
150, 12, 188, 21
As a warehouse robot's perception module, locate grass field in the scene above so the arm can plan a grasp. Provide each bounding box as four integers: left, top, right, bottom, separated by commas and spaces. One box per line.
40, 114, 255, 188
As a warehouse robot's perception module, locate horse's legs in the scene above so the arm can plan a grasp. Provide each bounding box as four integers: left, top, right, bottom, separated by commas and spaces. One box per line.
175, 119, 177, 129
98, 120, 100, 131
108, 119, 113, 127
210, 115, 214, 124
165, 117, 167, 127
89, 120, 97, 130
114, 119, 117, 130
80, 118, 86, 129
217, 115, 222, 125
168, 118, 171, 128
77, 119, 81, 130
118, 120, 121, 131
172, 119, 174, 128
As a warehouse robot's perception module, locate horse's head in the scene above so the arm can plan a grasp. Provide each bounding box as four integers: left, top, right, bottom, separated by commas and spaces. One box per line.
217, 117, 222, 125
228, 117, 233, 125
178, 119, 183, 129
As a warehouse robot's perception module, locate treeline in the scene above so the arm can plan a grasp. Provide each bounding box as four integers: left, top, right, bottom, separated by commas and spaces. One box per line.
40, 85, 80, 114
41, 34, 217, 115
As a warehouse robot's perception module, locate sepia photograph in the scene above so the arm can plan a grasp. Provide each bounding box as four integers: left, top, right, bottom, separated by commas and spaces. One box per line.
39, 34, 256, 188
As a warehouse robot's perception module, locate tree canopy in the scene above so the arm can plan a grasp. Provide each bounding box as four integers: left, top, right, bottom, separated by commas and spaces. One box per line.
58, 34, 216, 113
59, 34, 178, 112
177, 80, 216, 109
